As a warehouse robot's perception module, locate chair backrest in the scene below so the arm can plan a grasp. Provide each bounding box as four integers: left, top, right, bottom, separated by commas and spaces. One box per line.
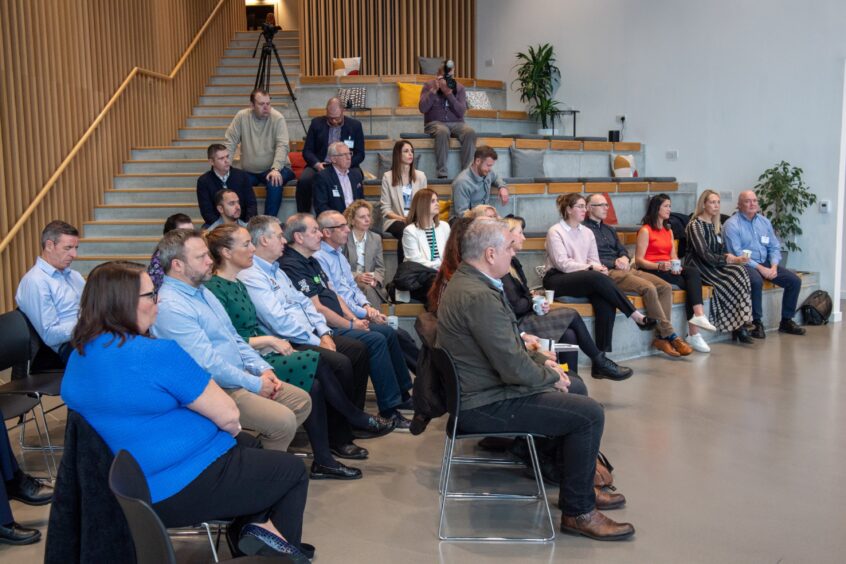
0, 310, 33, 373
19, 309, 66, 375
109, 450, 176, 564
431, 347, 461, 435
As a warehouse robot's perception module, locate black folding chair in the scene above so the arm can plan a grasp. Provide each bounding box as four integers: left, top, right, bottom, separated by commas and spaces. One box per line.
432, 347, 555, 542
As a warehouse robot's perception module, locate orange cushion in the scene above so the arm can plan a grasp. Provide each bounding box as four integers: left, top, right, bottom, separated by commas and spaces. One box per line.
289, 151, 306, 180
603, 193, 618, 225
438, 200, 451, 221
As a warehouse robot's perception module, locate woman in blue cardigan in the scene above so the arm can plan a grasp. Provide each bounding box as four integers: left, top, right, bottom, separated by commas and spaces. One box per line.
61, 261, 311, 561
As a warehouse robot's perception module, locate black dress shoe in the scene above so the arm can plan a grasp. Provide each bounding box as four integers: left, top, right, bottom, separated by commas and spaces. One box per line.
732, 326, 754, 344
748, 320, 766, 339
6, 471, 52, 506
636, 316, 658, 331
591, 353, 634, 381
0, 521, 41, 545
330, 443, 369, 460
778, 318, 806, 335
310, 461, 362, 480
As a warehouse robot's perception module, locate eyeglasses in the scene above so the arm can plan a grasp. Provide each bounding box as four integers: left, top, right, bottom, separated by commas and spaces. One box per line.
572, 204, 587, 210
139, 290, 158, 304
332, 152, 352, 158
324, 223, 349, 230
589, 203, 609, 208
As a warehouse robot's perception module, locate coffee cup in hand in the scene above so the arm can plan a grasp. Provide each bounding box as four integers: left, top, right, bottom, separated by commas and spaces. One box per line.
544, 290, 555, 305
742, 249, 752, 260
670, 259, 682, 274
532, 295, 547, 316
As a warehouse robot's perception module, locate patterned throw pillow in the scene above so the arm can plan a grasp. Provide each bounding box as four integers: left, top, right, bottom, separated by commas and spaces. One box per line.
337, 87, 367, 109
332, 56, 361, 77
397, 82, 424, 107
611, 154, 638, 177
466, 90, 492, 110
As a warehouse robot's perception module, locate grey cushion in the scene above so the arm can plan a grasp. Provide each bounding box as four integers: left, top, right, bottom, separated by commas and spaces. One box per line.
377, 152, 421, 178
580, 177, 614, 182
510, 147, 545, 178
503, 177, 536, 184
535, 176, 580, 183
574, 136, 608, 141
399, 132, 430, 139
418, 56, 443, 75
643, 177, 677, 182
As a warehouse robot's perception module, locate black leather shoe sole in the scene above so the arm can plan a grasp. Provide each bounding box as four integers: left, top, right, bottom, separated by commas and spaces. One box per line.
0, 525, 41, 546
779, 325, 806, 335
310, 464, 363, 480
591, 368, 633, 381
9, 492, 53, 507
330, 445, 369, 460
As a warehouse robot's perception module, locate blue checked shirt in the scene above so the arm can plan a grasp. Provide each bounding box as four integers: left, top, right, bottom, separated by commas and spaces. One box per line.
15, 257, 85, 352
237, 255, 332, 346
723, 212, 782, 268
314, 241, 371, 318
151, 276, 268, 393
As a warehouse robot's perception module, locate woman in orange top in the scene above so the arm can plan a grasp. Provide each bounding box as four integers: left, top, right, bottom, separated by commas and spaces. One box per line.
635, 194, 716, 353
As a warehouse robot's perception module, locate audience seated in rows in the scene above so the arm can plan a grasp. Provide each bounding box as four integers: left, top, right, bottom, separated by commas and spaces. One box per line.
723, 190, 806, 337
61, 261, 311, 559
685, 190, 754, 343
418, 60, 476, 178
583, 194, 693, 358
464, 204, 498, 219
15, 220, 84, 364
196, 143, 257, 228
380, 140, 427, 263
206, 189, 248, 231
634, 194, 716, 353
435, 218, 635, 541
397, 189, 451, 306
298, 97, 365, 213
450, 145, 509, 218
151, 229, 312, 452
343, 200, 388, 307
279, 214, 414, 430
313, 141, 364, 216
543, 194, 656, 357
205, 225, 394, 480
149, 213, 195, 292
225, 88, 294, 218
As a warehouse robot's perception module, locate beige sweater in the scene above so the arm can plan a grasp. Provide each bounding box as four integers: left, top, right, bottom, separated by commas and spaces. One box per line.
224, 108, 290, 173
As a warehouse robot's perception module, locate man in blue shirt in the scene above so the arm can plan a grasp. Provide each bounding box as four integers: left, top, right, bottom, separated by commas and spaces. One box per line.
15, 220, 85, 364
279, 213, 414, 431
723, 190, 805, 337
152, 228, 312, 452
315, 210, 421, 372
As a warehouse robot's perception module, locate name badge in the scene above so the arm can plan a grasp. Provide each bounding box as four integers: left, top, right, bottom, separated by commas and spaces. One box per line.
760, 235, 770, 245
344, 139, 354, 149
332, 188, 341, 198
716, 235, 722, 243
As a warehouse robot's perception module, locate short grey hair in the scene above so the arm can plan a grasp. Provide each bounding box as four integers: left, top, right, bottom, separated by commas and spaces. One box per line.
284, 213, 313, 244
41, 220, 79, 249
327, 141, 348, 158
460, 218, 509, 262
316, 210, 344, 229
247, 215, 282, 246
584, 193, 605, 205
157, 228, 204, 274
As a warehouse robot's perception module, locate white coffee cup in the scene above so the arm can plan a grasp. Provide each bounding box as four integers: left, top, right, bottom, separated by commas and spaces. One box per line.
545, 290, 555, 305
742, 249, 752, 259
670, 259, 682, 274
387, 315, 399, 329
532, 295, 547, 316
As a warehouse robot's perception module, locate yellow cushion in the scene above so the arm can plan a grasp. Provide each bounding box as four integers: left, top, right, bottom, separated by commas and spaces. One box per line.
398, 82, 424, 108
438, 200, 452, 221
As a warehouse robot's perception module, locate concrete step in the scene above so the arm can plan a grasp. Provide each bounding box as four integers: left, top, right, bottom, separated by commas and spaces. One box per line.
204, 83, 300, 96
200, 94, 290, 105
209, 74, 300, 85
78, 237, 160, 255
74, 255, 152, 276
218, 57, 300, 68
114, 174, 197, 188
234, 31, 298, 41
230, 37, 299, 48
223, 46, 299, 57
193, 104, 287, 116
82, 220, 201, 238
216, 64, 299, 76
123, 160, 209, 174
94, 203, 201, 220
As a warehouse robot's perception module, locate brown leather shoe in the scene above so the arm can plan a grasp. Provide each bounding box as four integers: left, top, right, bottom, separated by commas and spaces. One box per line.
670, 337, 693, 356
595, 486, 626, 510
652, 338, 680, 357
560, 509, 635, 541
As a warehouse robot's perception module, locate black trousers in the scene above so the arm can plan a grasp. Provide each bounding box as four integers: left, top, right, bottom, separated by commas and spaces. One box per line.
558, 315, 602, 369
0, 407, 20, 524
384, 220, 407, 264
395, 327, 419, 374
153, 441, 309, 549
647, 267, 703, 320
295, 167, 318, 213
460, 388, 604, 517
544, 269, 636, 352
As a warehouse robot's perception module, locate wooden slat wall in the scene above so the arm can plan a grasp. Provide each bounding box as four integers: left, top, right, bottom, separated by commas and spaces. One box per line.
0, 0, 244, 312
299, 0, 475, 77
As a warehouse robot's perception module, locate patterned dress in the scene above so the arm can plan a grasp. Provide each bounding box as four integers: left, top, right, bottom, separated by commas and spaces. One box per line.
204, 275, 319, 391
684, 218, 752, 331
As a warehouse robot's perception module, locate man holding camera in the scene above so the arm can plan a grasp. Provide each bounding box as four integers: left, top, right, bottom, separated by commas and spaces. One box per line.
418, 60, 477, 179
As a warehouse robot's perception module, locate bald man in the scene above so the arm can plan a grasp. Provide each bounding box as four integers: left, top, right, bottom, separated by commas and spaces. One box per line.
298, 97, 365, 212
723, 190, 805, 337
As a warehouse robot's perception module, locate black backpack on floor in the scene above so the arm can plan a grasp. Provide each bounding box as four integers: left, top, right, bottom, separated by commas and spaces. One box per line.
799, 290, 832, 325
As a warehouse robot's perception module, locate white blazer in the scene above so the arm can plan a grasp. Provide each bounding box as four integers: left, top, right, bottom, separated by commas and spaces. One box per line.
380, 170, 428, 230
402, 222, 451, 270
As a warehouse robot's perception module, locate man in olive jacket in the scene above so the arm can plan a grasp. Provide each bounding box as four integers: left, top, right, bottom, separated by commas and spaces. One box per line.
435, 218, 635, 541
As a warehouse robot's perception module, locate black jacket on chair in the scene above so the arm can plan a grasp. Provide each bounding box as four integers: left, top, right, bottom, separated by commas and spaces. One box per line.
312, 166, 364, 215
302, 116, 365, 169
501, 257, 534, 321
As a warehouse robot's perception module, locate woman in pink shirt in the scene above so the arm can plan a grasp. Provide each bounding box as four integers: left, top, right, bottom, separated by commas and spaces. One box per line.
543, 194, 656, 367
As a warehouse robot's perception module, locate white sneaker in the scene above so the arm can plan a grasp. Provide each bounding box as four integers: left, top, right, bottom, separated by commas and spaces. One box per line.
686, 333, 711, 353
689, 315, 717, 332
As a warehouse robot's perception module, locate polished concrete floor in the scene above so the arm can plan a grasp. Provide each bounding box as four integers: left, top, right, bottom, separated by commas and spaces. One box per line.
3, 321, 846, 563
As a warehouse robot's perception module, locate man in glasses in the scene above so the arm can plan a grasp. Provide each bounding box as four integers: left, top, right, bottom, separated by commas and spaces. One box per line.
312, 142, 364, 215
583, 194, 691, 357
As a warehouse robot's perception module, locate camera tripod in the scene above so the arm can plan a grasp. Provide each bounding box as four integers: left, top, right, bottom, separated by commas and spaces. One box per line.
252, 30, 306, 132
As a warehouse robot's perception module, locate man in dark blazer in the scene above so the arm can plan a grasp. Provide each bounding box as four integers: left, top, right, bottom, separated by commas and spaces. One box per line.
313, 142, 364, 215
298, 98, 365, 212
196, 143, 257, 227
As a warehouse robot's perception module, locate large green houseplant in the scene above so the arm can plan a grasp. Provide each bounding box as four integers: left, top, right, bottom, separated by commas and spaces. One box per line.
512, 44, 562, 133
754, 160, 817, 253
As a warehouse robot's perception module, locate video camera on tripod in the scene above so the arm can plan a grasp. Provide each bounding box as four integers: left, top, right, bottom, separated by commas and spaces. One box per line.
251, 21, 306, 132
261, 22, 281, 41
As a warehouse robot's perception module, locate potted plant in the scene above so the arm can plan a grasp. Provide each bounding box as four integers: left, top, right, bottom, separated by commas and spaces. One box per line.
754, 160, 817, 257
512, 44, 563, 135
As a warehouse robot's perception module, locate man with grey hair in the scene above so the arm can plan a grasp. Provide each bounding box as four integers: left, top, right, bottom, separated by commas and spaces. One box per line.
297, 97, 365, 213
437, 218, 635, 541
312, 141, 364, 215
16, 220, 84, 363
152, 228, 312, 453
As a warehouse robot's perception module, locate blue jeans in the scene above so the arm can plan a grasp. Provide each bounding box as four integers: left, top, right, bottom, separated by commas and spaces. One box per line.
459, 386, 604, 517
337, 324, 412, 413
744, 262, 801, 322
246, 167, 295, 218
